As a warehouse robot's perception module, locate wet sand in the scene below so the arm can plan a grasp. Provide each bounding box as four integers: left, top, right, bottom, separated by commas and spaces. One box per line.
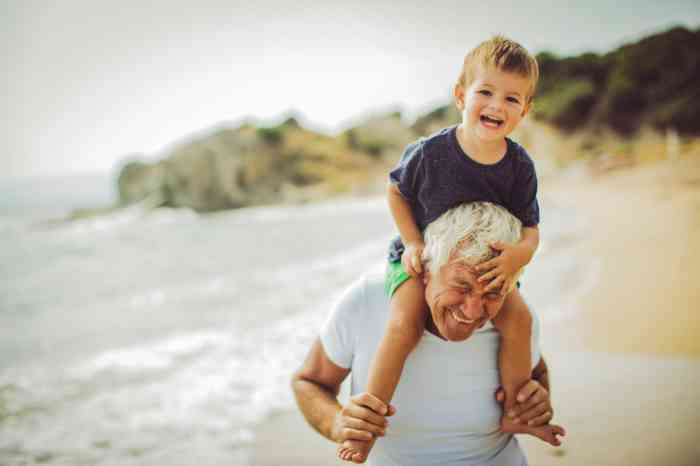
252, 155, 700, 466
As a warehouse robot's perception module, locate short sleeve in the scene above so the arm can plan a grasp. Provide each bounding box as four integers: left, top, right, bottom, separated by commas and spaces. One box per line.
319, 278, 365, 369
510, 155, 540, 227
389, 141, 424, 202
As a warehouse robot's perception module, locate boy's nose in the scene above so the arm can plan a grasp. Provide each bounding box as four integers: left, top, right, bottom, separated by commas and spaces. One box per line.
487, 100, 504, 112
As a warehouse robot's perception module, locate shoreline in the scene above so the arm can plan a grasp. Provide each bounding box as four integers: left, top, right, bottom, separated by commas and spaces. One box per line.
252, 156, 700, 466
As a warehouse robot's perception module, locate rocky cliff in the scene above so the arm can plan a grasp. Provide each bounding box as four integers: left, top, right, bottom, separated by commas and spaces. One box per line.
116, 115, 415, 212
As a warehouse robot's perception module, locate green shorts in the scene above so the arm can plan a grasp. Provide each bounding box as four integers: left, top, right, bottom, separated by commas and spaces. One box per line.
384, 260, 411, 297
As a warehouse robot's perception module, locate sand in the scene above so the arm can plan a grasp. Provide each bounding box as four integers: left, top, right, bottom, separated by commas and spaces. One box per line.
252, 155, 700, 466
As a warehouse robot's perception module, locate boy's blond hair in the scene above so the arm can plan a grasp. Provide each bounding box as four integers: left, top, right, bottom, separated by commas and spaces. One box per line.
457, 36, 539, 104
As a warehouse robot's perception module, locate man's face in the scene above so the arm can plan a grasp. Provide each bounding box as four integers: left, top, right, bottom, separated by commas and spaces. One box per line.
423, 257, 506, 341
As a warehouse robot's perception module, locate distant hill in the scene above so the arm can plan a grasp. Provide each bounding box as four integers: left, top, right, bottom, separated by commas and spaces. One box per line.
116, 115, 414, 212
534, 26, 700, 135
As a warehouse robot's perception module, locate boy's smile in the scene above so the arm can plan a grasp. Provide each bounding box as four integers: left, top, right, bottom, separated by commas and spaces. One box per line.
454, 65, 532, 155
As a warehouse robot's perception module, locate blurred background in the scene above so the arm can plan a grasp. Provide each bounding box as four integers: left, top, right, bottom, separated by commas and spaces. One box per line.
2, 1, 699, 465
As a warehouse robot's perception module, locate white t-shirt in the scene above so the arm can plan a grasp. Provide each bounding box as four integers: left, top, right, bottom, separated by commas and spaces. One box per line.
320, 273, 541, 466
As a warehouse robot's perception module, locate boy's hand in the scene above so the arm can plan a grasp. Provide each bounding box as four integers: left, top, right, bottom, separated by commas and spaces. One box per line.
401, 241, 425, 277
476, 241, 530, 294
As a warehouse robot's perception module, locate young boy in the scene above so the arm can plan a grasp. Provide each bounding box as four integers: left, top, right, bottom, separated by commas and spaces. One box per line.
338, 36, 565, 463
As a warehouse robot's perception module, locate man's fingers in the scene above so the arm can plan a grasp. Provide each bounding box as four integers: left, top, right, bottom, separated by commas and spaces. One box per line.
526, 410, 553, 427
345, 418, 386, 436
342, 427, 373, 441
516, 380, 540, 404
518, 401, 549, 424
351, 393, 388, 415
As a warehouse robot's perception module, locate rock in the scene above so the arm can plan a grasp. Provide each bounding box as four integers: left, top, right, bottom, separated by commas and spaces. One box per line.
117, 159, 166, 206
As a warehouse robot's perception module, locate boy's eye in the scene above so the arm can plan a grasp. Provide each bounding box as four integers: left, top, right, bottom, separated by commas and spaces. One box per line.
478, 90, 492, 96
507, 97, 520, 104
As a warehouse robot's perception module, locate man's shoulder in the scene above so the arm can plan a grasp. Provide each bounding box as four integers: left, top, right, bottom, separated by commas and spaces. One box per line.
331, 272, 387, 321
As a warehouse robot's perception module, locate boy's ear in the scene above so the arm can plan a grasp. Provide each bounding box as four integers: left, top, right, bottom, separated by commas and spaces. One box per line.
522, 99, 533, 117
453, 84, 465, 111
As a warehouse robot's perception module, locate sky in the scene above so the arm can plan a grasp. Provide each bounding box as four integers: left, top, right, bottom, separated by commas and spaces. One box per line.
3, 0, 700, 178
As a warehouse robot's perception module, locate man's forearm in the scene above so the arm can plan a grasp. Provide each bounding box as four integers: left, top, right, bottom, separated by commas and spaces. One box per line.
292, 376, 342, 442
531, 357, 550, 392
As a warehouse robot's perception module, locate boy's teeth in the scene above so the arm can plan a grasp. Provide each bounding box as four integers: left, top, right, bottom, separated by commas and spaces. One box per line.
481, 115, 502, 124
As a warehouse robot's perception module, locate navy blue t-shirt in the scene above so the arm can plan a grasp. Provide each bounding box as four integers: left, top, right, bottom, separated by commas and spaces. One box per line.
388, 125, 540, 262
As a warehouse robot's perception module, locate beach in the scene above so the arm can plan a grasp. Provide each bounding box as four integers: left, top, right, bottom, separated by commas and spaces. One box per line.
252, 155, 700, 466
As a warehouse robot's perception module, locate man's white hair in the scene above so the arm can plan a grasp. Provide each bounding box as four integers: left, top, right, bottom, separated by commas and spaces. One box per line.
423, 202, 523, 284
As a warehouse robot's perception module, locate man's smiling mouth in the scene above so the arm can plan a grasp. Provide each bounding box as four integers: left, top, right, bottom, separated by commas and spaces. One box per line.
449, 307, 476, 325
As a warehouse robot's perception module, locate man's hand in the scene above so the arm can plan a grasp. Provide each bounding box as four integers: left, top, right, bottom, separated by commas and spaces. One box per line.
331, 392, 396, 444
476, 241, 531, 293
401, 241, 425, 277
495, 379, 553, 427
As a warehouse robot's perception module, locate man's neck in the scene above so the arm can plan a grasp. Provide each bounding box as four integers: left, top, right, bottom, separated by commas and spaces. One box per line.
425, 315, 446, 340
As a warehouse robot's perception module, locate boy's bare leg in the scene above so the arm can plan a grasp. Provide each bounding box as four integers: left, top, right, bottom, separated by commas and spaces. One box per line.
337, 277, 427, 463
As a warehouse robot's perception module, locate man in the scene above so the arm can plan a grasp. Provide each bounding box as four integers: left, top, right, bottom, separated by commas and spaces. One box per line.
292, 202, 564, 465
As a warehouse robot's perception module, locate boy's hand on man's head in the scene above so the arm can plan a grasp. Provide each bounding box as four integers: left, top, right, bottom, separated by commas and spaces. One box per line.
475, 241, 529, 294
402, 241, 425, 277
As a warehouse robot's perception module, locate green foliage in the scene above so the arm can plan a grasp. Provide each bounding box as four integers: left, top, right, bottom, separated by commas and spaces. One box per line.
534, 78, 597, 130
534, 26, 700, 135
256, 126, 284, 145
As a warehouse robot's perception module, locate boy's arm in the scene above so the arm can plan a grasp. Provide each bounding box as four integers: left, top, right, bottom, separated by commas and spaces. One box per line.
516, 225, 540, 267
387, 183, 425, 274
387, 182, 422, 247
292, 339, 391, 443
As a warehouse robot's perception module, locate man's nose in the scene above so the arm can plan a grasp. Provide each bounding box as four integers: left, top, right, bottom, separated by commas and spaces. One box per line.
460, 296, 485, 320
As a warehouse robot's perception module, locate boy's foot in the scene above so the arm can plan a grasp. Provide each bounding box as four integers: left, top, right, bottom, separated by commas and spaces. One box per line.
337, 437, 375, 463
500, 416, 566, 446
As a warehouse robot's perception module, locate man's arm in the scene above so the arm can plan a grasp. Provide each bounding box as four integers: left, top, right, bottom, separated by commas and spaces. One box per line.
292, 338, 391, 443
531, 356, 550, 393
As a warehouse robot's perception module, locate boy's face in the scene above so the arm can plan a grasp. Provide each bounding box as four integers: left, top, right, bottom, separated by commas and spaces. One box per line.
454, 65, 532, 143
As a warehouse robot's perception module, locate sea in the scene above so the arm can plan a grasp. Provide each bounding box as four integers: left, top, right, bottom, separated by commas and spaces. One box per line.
0, 173, 593, 465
